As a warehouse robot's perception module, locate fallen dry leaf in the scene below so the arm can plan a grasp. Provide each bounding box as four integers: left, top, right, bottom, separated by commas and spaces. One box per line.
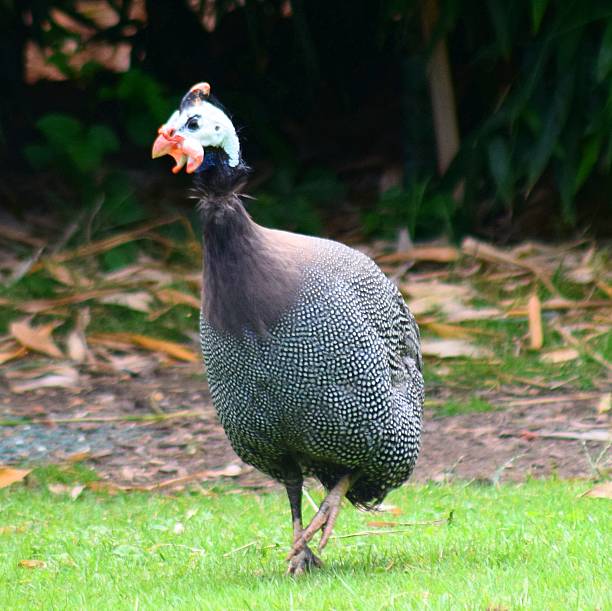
595, 280, 612, 298
66, 307, 91, 363
66, 331, 87, 362
445, 307, 502, 322
420, 338, 493, 359
43, 261, 75, 286
87, 481, 126, 495
540, 348, 580, 364
91, 333, 199, 362
155, 288, 200, 309
99, 291, 153, 312
0, 344, 27, 365
527, 294, 543, 350
376, 246, 459, 265
9, 366, 80, 393
596, 393, 611, 415
581, 481, 612, 499
10, 318, 63, 358
0, 467, 32, 489
420, 321, 477, 339
106, 354, 157, 375
565, 266, 594, 284
18, 559, 47, 569
17, 288, 125, 314
374, 503, 402, 515
48, 484, 85, 500
65, 450, 91, 463
403, 281, 473, 299
211, 464, 243, 478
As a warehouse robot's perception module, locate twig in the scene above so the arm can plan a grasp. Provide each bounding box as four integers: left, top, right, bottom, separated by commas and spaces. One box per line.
581, 440, 612, 479
0, 409, 205, 427
50, 209, 86, 256
148, 543, 205, 554
0, 225, 45, 248
552, 323, 612, 372
500, 430, 610, 442
330, 512, 452, 540
302, 487, 320, 512
497, 372, 576, 391
376, 246, 459, 264
16, 287, 145, 313
491, 453, 526, 486
223, 541, 258, 557
30, 215, 182, 270
442, 455, 465, 482
223, 513, 452, 558
461, 237, 559, 296
8, 247, 45, 286
506, 299, 611, 316
527, 294, 543, 350
134, 465, 244, 492
498, 392, 602, 407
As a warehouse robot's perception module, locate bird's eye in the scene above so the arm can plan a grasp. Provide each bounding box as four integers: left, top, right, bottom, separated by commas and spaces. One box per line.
214, 125, 221, 132
186, 117, 199, 131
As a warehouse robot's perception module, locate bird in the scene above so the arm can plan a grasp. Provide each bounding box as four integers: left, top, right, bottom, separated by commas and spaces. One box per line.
152, 82, 424, 575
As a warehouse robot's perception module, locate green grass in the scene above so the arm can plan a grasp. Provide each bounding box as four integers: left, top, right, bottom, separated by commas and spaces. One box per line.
432, 398, 496, 417
1, 480, 609, 609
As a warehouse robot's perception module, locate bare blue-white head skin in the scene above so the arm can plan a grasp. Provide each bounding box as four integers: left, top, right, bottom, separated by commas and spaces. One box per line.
152, 82, 241, 174
151, 81, 300, 335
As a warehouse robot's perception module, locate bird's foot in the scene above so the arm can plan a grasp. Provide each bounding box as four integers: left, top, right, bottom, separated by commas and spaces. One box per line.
287, 483, 346, 560
286, 545, 322, 576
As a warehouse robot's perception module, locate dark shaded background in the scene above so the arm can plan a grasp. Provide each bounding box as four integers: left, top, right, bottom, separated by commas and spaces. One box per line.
2, 0, 612, 243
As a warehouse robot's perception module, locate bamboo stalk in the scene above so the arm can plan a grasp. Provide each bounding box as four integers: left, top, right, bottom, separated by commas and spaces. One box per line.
421, 0, 460, 177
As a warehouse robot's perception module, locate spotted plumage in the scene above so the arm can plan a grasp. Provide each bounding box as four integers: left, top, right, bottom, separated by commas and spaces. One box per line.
200, 225, 424, 507
152, 82, 424, 573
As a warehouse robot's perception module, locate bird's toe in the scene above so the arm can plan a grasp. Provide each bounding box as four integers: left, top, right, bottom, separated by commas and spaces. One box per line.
286, 546, 323, 576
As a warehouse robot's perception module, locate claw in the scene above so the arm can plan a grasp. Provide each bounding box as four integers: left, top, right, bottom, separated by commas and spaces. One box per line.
286, 546, 323, 576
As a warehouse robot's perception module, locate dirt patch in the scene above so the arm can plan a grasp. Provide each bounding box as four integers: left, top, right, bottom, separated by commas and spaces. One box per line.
1, 366, 609, 490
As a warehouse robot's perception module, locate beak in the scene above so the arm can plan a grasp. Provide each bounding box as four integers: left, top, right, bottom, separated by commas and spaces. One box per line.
152, 127, 204, 174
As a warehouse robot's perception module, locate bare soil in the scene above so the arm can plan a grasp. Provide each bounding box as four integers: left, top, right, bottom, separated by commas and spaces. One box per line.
1, 365, 609, 490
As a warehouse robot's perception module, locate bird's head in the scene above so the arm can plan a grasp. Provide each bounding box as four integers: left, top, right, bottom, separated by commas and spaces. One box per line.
152, 82, 240, 174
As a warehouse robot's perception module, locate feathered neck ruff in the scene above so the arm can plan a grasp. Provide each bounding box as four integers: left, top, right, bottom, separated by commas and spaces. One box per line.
196, 154, 299, 337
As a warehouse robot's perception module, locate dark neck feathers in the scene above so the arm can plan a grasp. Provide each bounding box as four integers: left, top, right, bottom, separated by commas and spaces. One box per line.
198, 163, 300, 336
194, 149, 251, 199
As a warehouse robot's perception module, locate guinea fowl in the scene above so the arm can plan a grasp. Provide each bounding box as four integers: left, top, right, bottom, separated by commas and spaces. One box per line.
152, 82, 424, 575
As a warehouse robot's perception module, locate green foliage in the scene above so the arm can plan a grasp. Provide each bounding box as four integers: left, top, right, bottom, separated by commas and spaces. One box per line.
12, 1, 612, 236
364, 182, 455, 239
251, 168, 344, 234
24, 114, 118, 181
24, 113, 146, 242
442, 2, 612, 224
99, 69, 176, 147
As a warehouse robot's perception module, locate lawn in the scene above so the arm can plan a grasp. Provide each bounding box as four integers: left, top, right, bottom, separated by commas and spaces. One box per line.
1, 479, 610, 610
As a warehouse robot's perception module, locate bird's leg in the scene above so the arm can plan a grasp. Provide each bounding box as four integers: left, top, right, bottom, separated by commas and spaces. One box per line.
285, 482, 322, 576
288, 472, 358, 560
